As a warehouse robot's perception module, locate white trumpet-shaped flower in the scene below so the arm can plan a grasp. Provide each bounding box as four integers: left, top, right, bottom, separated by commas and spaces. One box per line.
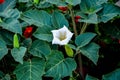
51, 25, 73, 45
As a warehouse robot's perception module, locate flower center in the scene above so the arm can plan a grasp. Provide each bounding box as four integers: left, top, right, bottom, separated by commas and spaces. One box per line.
58, 31, 67, 41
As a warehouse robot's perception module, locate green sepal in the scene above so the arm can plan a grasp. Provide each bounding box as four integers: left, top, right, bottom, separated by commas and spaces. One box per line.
33, 0, 39, 4
13, 34, 19, 48
0, 18, 2, 23
65, 44, 74, 57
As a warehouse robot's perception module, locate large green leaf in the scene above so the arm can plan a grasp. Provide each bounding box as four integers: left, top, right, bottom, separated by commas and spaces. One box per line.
46, 0, 66, 6
80, 0, 105, 14
14, 58, 45, 80
65, 0, 81, 6
0, 19, 22, 35
98, 4, 120, 23
79, 13, 98, 24
85, 75, 99, 80
80, 43, 100, 65
11, 47, 27, 64
0, 9, 20, 19
0, 30, 13, 45
37, 1, 52, 8
0, 0, 16, 12
75, 32, 97, 48
102, 68, 120, 80
22, 38, 32, 47
45, 50, 77, 79
29, 40, 51, 58
52, 11, 69, 28
19, 0, 29, 2
33, 25, 53, 42
0, 36, 8, 60
21, 10, 52, 27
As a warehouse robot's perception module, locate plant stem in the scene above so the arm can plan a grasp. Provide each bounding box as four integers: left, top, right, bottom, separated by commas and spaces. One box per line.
69, 7, 78, 37
77, 23, 88, 80
78, 53, 84, 80
80, 23, 88, 34
95, 24, 101, 36
69, 6, 88, 80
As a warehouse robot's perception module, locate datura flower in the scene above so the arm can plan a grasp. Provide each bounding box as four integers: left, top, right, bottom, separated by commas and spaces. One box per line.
51, 25, 73, 45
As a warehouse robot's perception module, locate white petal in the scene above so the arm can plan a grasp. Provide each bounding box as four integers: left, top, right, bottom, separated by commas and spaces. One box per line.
51, 30, 59, 38
52, 37, 61, 44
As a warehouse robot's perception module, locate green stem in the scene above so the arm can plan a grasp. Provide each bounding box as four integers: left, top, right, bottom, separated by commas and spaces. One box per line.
69, 7, 78, 37
77, 23, 88, 80
0, 18, 3, 23
80, 23, 88, 34
69, 6, 87, 80
95, 24, 101, 36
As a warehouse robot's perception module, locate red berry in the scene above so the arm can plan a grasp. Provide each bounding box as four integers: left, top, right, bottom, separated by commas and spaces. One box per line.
58, 6, 68, 12
75, 16, 81, 19
0, 0, 5, 4
75, 16, 81, 23
23, 26, 33, 38
75, 19, 79, 23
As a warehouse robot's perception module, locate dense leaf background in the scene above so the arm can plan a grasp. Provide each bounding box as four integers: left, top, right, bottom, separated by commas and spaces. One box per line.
0, 0, 120, 80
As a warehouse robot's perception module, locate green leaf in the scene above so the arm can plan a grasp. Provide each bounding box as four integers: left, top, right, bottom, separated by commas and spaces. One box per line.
80, 43, 100, 65
0, 9, 20, 19
0, 30, 13, 45
21, 10, 52, 27
18, 0, 29, 2
13, 34, 19, 48
79, 13, 98, 24
75, 32, 97, 48
46, 0, 66, 6
33, 25, 53, 42
37, 1, 52, 8
0, 19, 22, 35
85, 75, 99, 80
14, 58, 45, 80
66, 0, 81, 6
97, 0, 108, 4
0, 71, 4, 78
0, 37, 8, 60
0, 0, 16, 12
65, 45, 74, 57
45, 50, 77, 79
102, 68, 120, 80
80, 0, 104, 14
52, 11, 69, 28
2, 74, 11, 80
67, 44, 76, 50
98, 4, 120, 23
11, 47, 27, 64
22, 38, 32, 47
29, 40, 51, 58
